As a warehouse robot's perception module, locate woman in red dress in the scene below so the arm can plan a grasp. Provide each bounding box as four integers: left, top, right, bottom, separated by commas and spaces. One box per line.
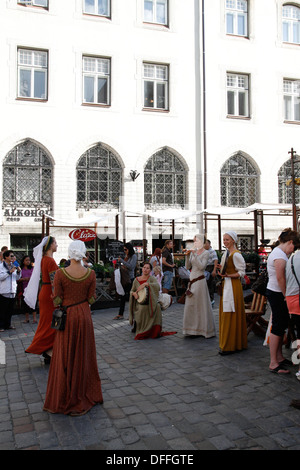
43, 240, 103, 416
25, 236, 58, 363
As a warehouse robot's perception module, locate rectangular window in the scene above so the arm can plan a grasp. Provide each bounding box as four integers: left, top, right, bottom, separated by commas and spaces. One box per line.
83, 0, 110, 17
225, 0, 248, 37
18, 48, 48, 100
82, 56, 110, 105
226, 73, 249, 117
18, 0, 48, 7
284, 79, 300, 122
144, 0, 168, 26
143, 63, 169, 110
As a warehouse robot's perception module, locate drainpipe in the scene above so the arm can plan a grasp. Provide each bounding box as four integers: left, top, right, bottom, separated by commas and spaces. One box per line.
202, 0, 207, 228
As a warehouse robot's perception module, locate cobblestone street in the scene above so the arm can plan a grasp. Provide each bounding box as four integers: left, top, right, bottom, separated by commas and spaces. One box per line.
0, 296, 300, 451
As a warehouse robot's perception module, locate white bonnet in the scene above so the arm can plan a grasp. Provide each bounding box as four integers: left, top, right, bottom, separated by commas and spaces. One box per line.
225, 231, 238, 243
68, 240, 87, 261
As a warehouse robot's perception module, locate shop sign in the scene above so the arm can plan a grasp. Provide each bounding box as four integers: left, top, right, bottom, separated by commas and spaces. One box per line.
69, 228, 97, 242
3, 207, 49, 222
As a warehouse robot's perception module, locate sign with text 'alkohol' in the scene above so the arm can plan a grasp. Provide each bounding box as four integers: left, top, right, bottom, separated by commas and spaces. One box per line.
69, 229, 97, 242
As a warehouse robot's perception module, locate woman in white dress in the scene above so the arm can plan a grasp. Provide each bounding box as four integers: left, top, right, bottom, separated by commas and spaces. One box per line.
182, 234, 216, 338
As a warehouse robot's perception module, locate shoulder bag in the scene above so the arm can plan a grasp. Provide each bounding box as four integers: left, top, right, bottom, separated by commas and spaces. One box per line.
51, 299, 88, 331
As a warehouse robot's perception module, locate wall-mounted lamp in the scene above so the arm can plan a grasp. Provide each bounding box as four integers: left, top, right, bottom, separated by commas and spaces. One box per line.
130, 170, 140, 181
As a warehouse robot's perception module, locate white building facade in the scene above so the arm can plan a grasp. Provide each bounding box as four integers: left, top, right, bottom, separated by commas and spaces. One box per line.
0, 0, 201, 261
202, 0, 300, 250
0, 0, 300, 262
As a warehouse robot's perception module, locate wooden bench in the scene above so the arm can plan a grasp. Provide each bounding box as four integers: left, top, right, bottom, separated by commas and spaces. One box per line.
245, 292, 268, 336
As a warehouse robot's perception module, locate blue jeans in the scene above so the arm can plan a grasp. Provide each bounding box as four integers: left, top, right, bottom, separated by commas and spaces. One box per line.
162, 271, 174, 291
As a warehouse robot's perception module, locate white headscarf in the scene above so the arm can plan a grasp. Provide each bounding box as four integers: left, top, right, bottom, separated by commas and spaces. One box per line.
68, 240, 86, 261
225, 231, 238, 244
24, 236, 50, 309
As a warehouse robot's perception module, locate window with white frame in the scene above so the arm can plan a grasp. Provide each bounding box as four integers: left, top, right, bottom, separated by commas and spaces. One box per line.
82, 56, 110, 105
18, 0, 48, 7
282, 4, 300, 44
83, 0, 110, 17
144, 0, 168, 26
226, 73, 249, 117
225, 0, 248, 37
283, 79, 300, 122
144, 148, 187, 209
143, 63, 169, 110
18, 48, 48, 100
220, 153, 258, 207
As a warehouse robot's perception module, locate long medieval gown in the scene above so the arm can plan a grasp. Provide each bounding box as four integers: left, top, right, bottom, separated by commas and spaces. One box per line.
182, 250, 216, 338
129, 276, 176, 340
25, 256, 58, 355
43, 268, 103, 416
218, 250, 248, 353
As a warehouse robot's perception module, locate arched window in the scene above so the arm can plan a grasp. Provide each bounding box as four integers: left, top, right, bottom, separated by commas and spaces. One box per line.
3, 140, 53, 208
278, 159, 300, 203
144, 147, 187, 209
220, 152, 258, 207
283, 4, 300, 44
77, 143, 122, 210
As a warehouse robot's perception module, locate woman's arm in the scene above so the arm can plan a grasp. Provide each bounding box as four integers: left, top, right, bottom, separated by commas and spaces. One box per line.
274, 258, 287, 296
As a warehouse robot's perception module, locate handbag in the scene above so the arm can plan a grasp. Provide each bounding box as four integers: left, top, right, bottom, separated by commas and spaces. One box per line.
158, 292, 172, 310
51, 299, 88, 331
291, 255, 300, 306
120, 263, 131, 287
51, 306, 67, 331
177, 275, 205, 304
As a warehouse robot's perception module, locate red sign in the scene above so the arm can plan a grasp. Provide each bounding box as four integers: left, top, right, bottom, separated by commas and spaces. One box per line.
69, 229, 97, 242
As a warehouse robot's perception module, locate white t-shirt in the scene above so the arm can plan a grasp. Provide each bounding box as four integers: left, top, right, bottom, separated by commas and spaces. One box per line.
286, 251, 300, 297
267, 246, 288, 292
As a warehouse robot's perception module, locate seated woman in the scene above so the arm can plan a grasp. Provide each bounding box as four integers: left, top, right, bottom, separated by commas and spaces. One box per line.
129, 262, 176, 340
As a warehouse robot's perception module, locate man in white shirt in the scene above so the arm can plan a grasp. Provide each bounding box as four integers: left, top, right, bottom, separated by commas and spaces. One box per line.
0, 250, 21, 331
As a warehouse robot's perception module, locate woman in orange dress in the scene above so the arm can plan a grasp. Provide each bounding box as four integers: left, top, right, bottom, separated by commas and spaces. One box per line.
25, 236, 58, 363
43, 240, 103, 416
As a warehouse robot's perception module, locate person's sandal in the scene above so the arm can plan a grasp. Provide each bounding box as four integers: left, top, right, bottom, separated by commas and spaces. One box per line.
113, 315, 124, 320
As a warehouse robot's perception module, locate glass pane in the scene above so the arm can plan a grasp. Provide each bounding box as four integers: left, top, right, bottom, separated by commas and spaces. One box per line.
237, 14, 245, 35
294, 97, 300, 121
84, 0, 95, 14
284, 95, 292, 120
157, 1, 167, 24
157, 83, 166, 108
293, 22, 300, 43
238, 91, 247, 116
98, 0, 109, 16
84, 76, 95, 102
34, 70, 46, 99
97, 77, 108, 104
144, 81, 154, 107
34, 0, 48, 7
226, 13, 234, 34
144, 0, 153, 22
227, 90, 235, 114
282, 21, 289, 41
19, 69, 31, 97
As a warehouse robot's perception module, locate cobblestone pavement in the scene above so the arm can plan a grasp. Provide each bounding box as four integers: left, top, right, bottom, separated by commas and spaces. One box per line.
0, 295, 300, 451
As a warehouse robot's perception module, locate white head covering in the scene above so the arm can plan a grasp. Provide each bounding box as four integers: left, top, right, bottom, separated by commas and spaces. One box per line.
68, 240, 86, 261
225, 231, 238, 244
24, 236, 51, 309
